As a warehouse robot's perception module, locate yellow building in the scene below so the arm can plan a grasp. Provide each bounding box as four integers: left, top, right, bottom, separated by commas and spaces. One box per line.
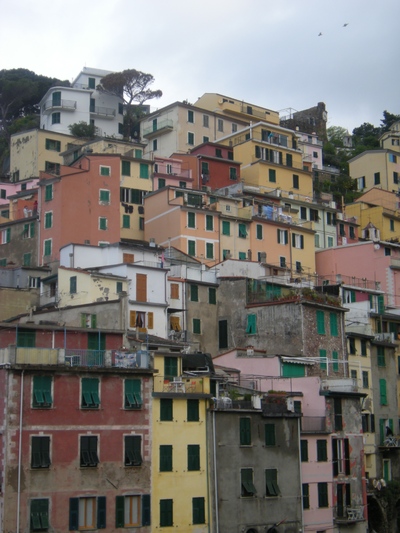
345, 188, 400, 241
152, 349, 212, 532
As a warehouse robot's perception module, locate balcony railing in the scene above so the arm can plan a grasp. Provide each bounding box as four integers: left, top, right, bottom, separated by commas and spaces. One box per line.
143, 119, 173, 138
154, 375, 208, 394
42, 99, 77, 112
334, 506, 364, 522
90, 105, 116, 117
65, 349, 105, 367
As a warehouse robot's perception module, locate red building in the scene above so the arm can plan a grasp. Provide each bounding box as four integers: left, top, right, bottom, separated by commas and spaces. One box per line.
0, 323, 154, 532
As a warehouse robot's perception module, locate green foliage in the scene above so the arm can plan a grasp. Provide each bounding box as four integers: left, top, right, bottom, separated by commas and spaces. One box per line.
68, 122, 96, 139
327, 126, 348, 148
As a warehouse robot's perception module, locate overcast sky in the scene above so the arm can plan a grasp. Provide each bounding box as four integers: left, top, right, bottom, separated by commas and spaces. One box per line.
2, 0, 399, 133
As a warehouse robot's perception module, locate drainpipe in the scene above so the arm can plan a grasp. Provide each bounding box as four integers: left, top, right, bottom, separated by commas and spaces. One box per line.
16, 369, 24, 532
213, 410, 219, 533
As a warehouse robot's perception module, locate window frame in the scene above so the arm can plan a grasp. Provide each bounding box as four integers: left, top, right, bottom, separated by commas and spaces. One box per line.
124, 435, 142, 466
31, 436, 51, 469
80, 435, 99, 467
81, 377, 100, 409
265, 468, 280, 497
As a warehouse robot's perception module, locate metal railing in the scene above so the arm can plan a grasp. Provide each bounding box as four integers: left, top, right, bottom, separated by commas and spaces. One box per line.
154, 375, 208, 394
42, 99, 77, 111
143, 119, 173, 137
90, 106, 116, 117
64, 349, 105, 367
334, 506, 364, 521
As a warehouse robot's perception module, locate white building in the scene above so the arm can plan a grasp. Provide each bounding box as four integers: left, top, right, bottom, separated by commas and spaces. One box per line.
39, 67, 124, 139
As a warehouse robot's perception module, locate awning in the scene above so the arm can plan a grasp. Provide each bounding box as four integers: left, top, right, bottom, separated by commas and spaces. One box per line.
280, 356, 315, 365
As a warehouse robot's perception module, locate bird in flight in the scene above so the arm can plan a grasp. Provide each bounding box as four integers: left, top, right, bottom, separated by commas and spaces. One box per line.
318, 32, 322, 36
343, 23, 349, 27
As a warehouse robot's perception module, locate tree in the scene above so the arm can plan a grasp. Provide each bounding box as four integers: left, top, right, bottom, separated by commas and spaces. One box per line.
327, 126, 348, 148
98, 69, 162, 138
381, 110, 400, 132
68, 122, 96, 139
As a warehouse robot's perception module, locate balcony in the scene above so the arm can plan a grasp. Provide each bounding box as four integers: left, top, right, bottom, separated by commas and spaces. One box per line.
153, 375, 209, 395
321, 378, 358, 393
301, 416, 327, 433
90, 105, 116, 118
42, 99, 77, 112
334, 506, 364, 523
143, 119, 173, 138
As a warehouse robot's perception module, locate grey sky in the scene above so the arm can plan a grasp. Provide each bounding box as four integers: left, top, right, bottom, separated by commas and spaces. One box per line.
2, 0, 399, 133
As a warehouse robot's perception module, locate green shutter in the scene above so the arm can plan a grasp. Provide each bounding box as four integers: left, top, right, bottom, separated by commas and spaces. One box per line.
317, 440, 327, 461
379, 418, 386, 445
164, 357, 178, 378
140, 164, 149, 179
380, 379, 387, 405
160, 499, 173, 527
81, 378, 100, 408
192, 497, 205, 524
282, 362, 305, 377
206, 215, 213, 230
265, 469, 279, 496
246, 314, 257, 334
121, 160, 131, 176
69, 498, 79, 531
209, 287, 216, 304
125, 379, 142, 408
265, 424, 275, 446
160, 445, 173, 471
301, 440, 308, 462
97, 496, 106, 529
160, 398, 173, 421
222, 221, 230, 235
33, 376, 52, 407
317, 311, 325, 334
319, 349, 327, 370
188, 240, 196, 256
240, 418, 251, 445
187, 444, 200, 470
142, 495, 151, 526
378, 294, 385, 314
330, 313, 338, 336
115, 496, 125, 528
332, 351, 339, 372
190, 284, 198, 302
187, 399, 199, 421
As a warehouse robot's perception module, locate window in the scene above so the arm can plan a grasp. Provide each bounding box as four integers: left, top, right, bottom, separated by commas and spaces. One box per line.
269, 169, 276, 183
45, 183, 53, 202
316, 311, 325, 334
374, 172, 381, 185
187, 110, 194, 123
265, 424, 276, 446
390, 219, 395, 232
232, 123, 238, 133
44, 211, 53, 229
51, 112, 60, 124
116, 281, 123, 294
310, 209, 319, 221
238, 223, 247, 238
124, 379, 142, 409
121, 160, 131, 176
241, 468, 256, 497
238, 252, 246, 260
1, 228, 10, 244
332, 351, 339, 372
203, 136, 209, 143
377, 346, 386, 367
394, 172, 399, 184
217, 119, 224, 132
319, 349, 327, 371
188, 212, 196, 228
125, 435, 142, 466
32, 376, 52, 408
280, 256, 286, 268
222, 220, 230, 235
115, 495, 150, 527
188, 240, 196, 256
69, 496, 106, 530
160, 499, 173, 527
122, 214, 130, 228
240, 417, 251, 445
139, 163, 149, 179
99, 189, 110, 204
300, 206, 307, 220
187, 399, 199, 422
205, 214, 214, 231
219, 319, 228, 349
246, 314, 256, 334
209, 287, 216, 304
159, 444, 173, 472
187, 444, 200, 471
45, 138, 61, 151
293, 174, 299, 189
160, 399, 173, 421
31, 436, 50, 468
22, 222, 35, 239
362, 371, 369, 389
190, 284, 198, 302
265, 469, 280, 497
203, 114, 209, 127
380, 378, 387, 405
348, 337, 356, 354
332, 438, 350, 476
317, 440, 328, 462
193, 318, 201, 334
31, 499, 49, 531
43, 239, 52, 257
301, 440, 308, 462
215, 148, 222, 158
229, 167, 237, 180
164, 357, 178, 380
80, 436, 99, 467
100, 166, 110, 177
302, 484, 310, 510
99, 217, 107, 231
188, 132, 194, 145
327, 236, 334, 247
286, 154, 293, 167
277, 229, 288, 245
292, 233, 304, 249
81, 313, 97, 328
139, 217, 144, 230
81, 378, 100, 408
70, 276, 77, 294
170, 283, 179, 299
192, 497, 205, 525
329, 313, 338, 336
361, 339, 367, 356
256, 224, 263, 240
23, 253, 31, 266
0, 258, 6, 266
318, 483, 329, 508
357, 176, 366, 190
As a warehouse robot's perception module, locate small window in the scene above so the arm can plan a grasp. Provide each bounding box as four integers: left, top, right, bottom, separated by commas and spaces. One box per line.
264, 423, 276, 446
160, 444, 173, 471
121, 160, 131, 176
160, 499, 173, 527
208, 287, 216, 304
69, 496, 106, 530
30, 499, 49, 531
124, 435, 142, 466
188, 212, 196, 228
81, 378, 100, 408
31, 436, 51, 468
32, 376, 52, 408
100, 166, 110, 176
124, 379, 142, 409
44, 239, 52, 257
115, 495, 150, 528
217, 119, 224, 132
206, 214, 213, 231
293, 174, 299, 189
122, 214, 130, 228
188, 240, 196, 256
265, 469, 280, 497
330, 312, 338, 336
241, 468, 256, 497
256, 224, 263, 240
192, 497, 205, 525
187, 399, 199, 421
187, 444, 200, 471
188, 132, 194, 145
246, 314, 257, 334
317, 439, 328, 461
160, 398, 173, 421
301, 440, 308, 462
203, 115, 209, 127
45, 138, 61, 152
222, 221, 230, 236
116, 281, 123, 293
51, 112, 60, 124
140, 163, 149, 179
80, 435, 99, 467
193, 318, 201, 334
99, 189, 110, 203
99, 217, 107, 230
269, 169, 276, 183
44, 211, 53, 229
70, 276, 77, 294
45, 184, 53, 202
229, 167, 237, 180
190, 284, 198, 302
316, 310, 325, 334
302, 484, 310, 509
206, 242, 214, 259
318, 482, 329, 507
240, 417, 251, 445
23, 253, 31, 266
187, 110, 194, 123
238, 223, 247, 238
374, 172, 381, 185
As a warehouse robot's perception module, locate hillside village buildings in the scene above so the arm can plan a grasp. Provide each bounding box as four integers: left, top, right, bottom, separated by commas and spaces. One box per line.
1, 67, 400, 532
